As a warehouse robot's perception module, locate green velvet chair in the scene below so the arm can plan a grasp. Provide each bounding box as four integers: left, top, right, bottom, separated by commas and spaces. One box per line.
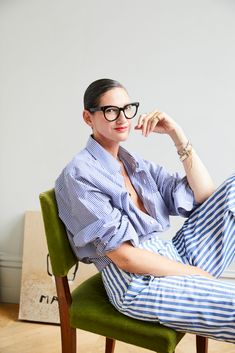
39, 189, 208, 353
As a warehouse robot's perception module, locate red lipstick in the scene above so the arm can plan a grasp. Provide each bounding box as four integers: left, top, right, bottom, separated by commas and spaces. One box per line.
114, 126, 128, 132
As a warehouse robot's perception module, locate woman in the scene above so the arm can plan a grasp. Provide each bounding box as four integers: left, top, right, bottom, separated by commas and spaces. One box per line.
55, 78, 235, 343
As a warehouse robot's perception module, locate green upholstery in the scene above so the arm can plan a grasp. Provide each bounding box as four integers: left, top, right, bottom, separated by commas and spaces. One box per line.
40, 189, 77, 276
39, 189, 185, 353
71, 273, 184, 353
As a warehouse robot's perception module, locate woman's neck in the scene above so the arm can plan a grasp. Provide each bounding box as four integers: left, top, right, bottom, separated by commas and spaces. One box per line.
92, 134, 120, 159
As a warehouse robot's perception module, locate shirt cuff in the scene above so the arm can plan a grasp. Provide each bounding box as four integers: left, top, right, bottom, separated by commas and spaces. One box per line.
173, 177, 199, 217
94, 215, 139, 255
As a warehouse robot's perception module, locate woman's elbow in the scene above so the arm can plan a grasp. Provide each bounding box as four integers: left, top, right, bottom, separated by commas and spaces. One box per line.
195, 184, 216, 204
106, 242, 134, 271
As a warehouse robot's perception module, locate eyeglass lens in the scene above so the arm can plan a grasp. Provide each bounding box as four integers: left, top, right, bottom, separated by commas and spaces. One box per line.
104, 104, 137, 121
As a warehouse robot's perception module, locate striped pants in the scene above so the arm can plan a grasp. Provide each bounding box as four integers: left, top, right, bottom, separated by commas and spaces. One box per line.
102, 174, 235, 343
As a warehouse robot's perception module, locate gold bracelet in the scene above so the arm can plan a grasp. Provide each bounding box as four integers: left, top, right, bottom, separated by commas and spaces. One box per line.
177, 141, 193, 161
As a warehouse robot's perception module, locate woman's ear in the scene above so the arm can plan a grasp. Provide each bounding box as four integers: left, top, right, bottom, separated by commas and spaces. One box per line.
83, 110, 93, 128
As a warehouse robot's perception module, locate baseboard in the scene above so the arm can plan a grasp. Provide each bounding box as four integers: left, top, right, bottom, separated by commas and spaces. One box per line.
220, 269, 235, 283
0, 252, 22, 303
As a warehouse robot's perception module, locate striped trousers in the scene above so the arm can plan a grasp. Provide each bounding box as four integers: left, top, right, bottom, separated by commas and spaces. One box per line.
102, 174, 235, 343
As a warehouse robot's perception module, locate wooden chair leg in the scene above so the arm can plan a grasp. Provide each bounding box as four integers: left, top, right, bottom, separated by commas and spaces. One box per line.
105, 337, 116, 353
196, 335, 208, 353
55, 276, 77, 353
60, 326, 76, 353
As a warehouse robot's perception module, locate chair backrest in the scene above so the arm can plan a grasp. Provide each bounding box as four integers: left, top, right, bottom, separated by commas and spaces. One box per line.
39, 188, 78, 277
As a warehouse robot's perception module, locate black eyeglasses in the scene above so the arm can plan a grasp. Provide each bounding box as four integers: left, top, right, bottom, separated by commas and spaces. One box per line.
88, 102, 139, 122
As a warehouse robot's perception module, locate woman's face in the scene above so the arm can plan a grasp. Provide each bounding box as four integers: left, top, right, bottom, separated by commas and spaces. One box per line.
87, 87, 132, 151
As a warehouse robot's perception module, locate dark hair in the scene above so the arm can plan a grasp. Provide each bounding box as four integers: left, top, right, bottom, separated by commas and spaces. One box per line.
83, 78, 126, 109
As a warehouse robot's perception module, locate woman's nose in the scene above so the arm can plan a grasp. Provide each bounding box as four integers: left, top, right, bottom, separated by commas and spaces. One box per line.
116, 110, 127, 123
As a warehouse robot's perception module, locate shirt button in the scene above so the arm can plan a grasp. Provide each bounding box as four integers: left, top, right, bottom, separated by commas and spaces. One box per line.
150, 220, 154, 224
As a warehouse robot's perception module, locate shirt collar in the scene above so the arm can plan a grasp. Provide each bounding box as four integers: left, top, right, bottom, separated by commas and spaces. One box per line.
85, 136, 141, 174
118, 146, 140, 173
85, 136, 121, 174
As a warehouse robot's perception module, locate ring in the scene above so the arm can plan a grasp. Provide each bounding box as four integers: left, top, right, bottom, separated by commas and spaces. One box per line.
153, 116, 160, 122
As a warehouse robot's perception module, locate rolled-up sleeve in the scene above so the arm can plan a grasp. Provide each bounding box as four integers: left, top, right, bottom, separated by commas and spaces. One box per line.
146, 162, 199, 217
57, 172, 139, 256
172, 176, 199, 216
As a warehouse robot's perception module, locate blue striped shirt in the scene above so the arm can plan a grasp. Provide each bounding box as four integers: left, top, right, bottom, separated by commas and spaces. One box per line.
55, 136, 197, 271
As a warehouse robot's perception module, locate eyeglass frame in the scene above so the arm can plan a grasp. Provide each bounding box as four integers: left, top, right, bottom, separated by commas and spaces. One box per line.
87, 102, 140, 122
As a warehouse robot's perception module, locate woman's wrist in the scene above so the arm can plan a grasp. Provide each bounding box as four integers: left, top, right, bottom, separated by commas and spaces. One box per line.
168, 127, 193, 165
169, 126, 188, 149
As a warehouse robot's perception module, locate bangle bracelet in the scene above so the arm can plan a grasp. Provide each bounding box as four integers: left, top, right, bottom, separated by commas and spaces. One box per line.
177, 141, 193, 161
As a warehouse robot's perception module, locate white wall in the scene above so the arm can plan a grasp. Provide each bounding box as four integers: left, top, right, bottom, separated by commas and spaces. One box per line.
1, 0, 235, 302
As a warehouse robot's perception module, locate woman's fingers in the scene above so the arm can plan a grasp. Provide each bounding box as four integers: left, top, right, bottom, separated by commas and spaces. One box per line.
135, 110, 162, 136
148, 114, 160, 136
135, 110, 183, 138
136, 113, 147, 129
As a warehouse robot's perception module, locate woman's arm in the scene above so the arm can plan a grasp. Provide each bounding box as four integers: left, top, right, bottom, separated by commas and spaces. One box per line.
135, 111, 215, 204
107, 242, 213, 278
169, 126, 215, 203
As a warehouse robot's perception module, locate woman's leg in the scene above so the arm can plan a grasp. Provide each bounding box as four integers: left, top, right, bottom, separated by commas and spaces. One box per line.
123, 274, 235, 343
102, 263, 235, 343
172, 174, 235, 277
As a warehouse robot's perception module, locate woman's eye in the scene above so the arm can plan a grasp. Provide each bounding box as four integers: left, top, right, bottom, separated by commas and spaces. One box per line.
106, 107, 118, 114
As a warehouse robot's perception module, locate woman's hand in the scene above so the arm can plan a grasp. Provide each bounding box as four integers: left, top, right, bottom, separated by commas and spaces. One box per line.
134, 109, 215, 203
135, 110, 182, 139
